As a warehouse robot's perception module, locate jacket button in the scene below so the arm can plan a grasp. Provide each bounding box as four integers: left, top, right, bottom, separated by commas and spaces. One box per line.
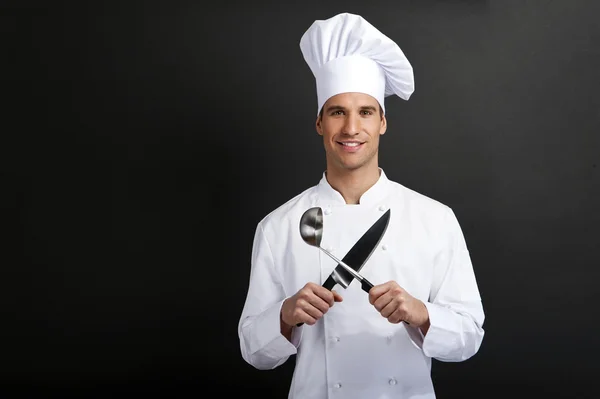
334, 336, 340, 342
382, 244, 388, 251
378, 205, 385, 211
324, 208, 332, 215
334, 383, 342, 389
389, 378, 397, 385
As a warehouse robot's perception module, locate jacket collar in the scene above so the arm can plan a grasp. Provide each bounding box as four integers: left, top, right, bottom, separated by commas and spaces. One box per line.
316, 168, 390, 206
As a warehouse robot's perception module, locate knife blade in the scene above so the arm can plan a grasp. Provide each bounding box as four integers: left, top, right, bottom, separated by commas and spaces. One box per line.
323, 208, 391, 291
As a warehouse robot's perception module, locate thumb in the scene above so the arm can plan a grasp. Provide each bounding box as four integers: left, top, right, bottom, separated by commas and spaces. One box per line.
332, 290, 343, 302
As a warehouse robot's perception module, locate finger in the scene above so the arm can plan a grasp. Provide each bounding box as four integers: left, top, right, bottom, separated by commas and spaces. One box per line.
304, 306, 324, 321
291, 304, 317, 326
379, 298, 400, 318
331, 290, 344, 302
298, 284, 331, 306
387, 308, 405, 324
312, 286, 338, 307
373, 291, 395, 312
299, 296, 329, 317
310, 294, 334, 314
297, 311, 317, 326
368, 282, 393, 304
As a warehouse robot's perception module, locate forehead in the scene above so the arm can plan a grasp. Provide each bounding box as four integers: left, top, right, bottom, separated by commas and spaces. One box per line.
323, 92, 380, 109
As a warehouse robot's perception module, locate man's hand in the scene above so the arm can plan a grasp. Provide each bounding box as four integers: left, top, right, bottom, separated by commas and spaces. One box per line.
369, 281, 430, 334
281, 282, 343, 334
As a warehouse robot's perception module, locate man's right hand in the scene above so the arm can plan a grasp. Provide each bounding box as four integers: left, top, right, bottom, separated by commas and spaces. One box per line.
281, 282, 343, 329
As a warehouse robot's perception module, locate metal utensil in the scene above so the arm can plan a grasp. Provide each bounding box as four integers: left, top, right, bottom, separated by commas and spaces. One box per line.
296, 207, 408, 327
321, 207, 390, 291
299, 207, 374, 293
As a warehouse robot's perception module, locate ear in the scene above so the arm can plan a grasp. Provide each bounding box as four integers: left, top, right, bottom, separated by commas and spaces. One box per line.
316, 115, 323, 136
379, 114, 387, 135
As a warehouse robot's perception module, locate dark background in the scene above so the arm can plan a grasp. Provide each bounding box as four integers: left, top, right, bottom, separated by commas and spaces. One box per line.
2, 1, 599, 398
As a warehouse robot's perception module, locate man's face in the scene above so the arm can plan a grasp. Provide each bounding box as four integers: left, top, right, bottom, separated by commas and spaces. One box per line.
316, 92, 387, 172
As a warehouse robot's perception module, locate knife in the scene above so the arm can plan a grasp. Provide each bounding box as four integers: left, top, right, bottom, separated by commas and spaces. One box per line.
322, 208, 391, 292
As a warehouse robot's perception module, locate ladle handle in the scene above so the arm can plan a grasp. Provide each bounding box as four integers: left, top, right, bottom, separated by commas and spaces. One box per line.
360, 278, 374, 292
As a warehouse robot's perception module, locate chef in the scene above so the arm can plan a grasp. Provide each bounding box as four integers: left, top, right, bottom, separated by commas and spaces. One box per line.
237, 12, 485, 399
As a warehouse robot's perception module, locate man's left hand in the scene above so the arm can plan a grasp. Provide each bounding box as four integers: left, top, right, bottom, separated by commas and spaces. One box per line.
368, 281, 430, 331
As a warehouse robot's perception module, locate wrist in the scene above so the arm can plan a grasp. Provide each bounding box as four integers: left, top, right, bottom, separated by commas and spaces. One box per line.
280, 298, 293, 327
280, 311, 293, 329
415, 300, 430, 334
280, 309, 294, 340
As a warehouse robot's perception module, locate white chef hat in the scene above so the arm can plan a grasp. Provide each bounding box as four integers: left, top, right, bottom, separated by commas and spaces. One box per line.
300, 12, 414, 115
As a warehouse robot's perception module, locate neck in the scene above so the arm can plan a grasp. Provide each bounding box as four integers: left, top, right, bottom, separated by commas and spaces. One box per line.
325, 165, 381, 204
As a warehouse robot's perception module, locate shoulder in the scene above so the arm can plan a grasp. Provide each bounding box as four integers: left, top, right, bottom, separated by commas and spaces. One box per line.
390, 180, 449, 212
385, 180, 466, 248
385, 179, 459, 230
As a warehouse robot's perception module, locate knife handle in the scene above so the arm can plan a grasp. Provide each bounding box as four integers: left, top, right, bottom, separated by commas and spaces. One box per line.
322, 275, 337, 291
360, 278, 374, 293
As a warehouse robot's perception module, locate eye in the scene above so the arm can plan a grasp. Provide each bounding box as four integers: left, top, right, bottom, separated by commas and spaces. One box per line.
360, 110, 373, 115
330, 110, 344, 115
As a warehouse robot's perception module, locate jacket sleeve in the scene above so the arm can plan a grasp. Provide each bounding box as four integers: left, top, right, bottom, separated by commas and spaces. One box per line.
406, 207, 485, 362
237, 222, 303, 370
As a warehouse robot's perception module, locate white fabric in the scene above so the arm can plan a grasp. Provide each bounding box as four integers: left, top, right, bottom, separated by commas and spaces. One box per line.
238, 169, 485, 399
300, 13, 415, 114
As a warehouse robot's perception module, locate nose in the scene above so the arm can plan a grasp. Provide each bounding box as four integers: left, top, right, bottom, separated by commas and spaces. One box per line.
342, 113, 360, 136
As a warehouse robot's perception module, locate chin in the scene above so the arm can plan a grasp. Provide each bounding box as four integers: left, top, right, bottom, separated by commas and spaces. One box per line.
339, 162, 365, 171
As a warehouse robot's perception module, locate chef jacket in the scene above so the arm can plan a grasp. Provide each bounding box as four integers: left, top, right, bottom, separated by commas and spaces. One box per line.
238, 169, 485, 399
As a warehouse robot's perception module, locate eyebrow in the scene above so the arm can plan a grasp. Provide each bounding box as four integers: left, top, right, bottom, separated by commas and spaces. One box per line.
359, 105, 378, 112
325, 105, 346, 113
325, 105, 378, 113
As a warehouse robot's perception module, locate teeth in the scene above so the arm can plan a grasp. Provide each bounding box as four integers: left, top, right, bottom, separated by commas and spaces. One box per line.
341, 142, 360, 147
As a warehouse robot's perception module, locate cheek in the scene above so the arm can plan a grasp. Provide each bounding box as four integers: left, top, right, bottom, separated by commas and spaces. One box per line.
321, 125, 338, 140
321, 121, 336, 132
371, 119, 385, 132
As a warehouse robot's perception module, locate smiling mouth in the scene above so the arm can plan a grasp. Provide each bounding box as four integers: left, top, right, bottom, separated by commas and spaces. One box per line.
336, 141, 365, 152
337, 141, 364, 147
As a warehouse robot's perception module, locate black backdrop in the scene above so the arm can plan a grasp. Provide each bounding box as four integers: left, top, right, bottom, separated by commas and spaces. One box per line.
2, 1, 599, 398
